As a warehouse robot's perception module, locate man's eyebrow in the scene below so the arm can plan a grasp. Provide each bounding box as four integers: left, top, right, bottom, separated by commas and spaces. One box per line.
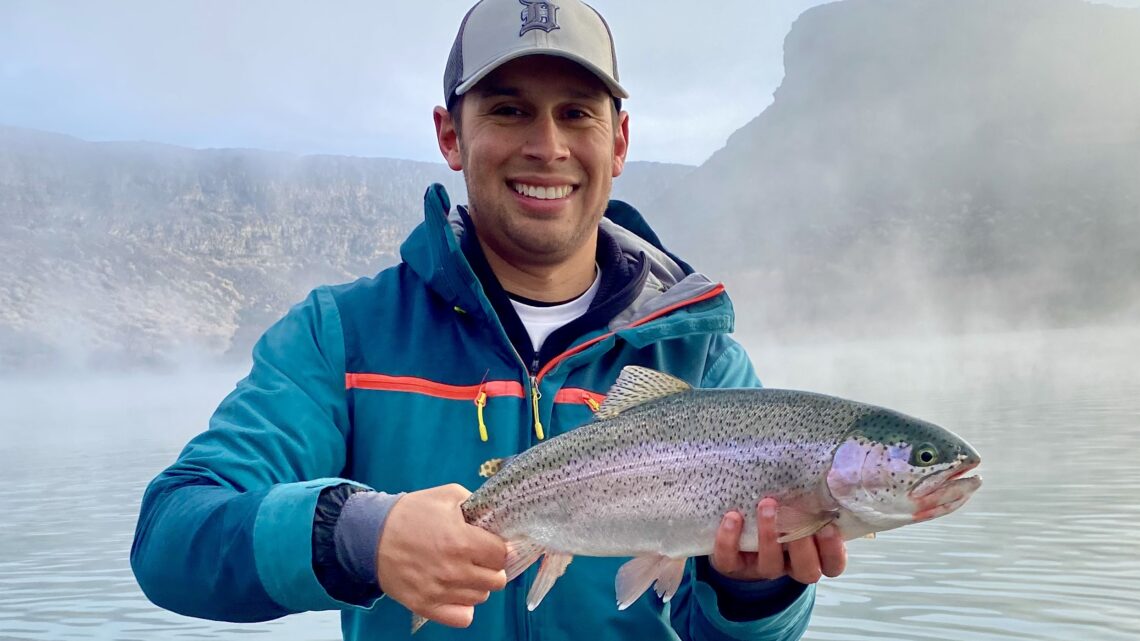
471, 85, 608, 102
472, 85, 520, 98
566, 88, 609, 102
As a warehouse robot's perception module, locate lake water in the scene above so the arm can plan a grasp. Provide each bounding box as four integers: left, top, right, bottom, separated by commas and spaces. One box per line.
1, 326, 1137, 640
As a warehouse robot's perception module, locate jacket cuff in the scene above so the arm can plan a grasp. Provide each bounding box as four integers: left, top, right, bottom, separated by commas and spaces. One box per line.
695, 556, 808, 620
252, 478, 377, 613
333, 491, 406, 589
313, 485, 393, 605
692, 559, 816, 640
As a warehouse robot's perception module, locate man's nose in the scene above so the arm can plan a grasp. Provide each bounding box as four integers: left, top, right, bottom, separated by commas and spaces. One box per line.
522, 112, 570, 163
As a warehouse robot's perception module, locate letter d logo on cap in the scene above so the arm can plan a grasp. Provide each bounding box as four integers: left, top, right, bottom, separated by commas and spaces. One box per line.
519, 1, 560, 36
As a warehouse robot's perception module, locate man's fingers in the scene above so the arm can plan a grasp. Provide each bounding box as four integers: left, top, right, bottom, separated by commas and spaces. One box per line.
439, 483, 473, 503
754, 499, 784, 579
464, 525, 509, 570
816, 525, 847, 578
462, 567, 508, 593
445, 588, 494, 606
785, 535, 823, 585
711, 512, 744, 574
428, 603, 476, 628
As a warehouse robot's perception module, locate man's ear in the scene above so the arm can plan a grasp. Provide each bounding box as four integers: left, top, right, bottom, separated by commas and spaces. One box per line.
434, 106, 463, 171
612, 110, 630, 178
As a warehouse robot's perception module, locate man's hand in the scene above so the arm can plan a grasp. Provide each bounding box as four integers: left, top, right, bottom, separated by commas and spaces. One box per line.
710, 498, 847, 585
376, 484, 508, 628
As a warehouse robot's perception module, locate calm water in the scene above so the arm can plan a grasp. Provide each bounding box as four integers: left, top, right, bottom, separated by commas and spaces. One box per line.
1, 326, 1137, 640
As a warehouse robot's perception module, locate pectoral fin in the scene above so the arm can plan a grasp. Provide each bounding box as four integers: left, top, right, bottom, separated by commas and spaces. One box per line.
615, 554, 688, 610
505, 538, 544, 582
775, 506, 838, 544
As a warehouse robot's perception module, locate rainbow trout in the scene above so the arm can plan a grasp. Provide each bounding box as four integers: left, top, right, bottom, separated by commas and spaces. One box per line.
422, 366, 982, 629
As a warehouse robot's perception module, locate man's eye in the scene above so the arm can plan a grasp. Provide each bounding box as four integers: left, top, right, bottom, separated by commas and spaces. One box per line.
565, 109, 590, 119
492, 106, 524, 116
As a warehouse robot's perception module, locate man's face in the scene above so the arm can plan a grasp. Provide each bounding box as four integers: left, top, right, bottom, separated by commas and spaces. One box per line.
435, 55, 629, 269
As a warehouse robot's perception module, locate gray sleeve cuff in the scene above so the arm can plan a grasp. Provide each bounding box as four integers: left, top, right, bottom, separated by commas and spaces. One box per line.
334, 490, 406, 588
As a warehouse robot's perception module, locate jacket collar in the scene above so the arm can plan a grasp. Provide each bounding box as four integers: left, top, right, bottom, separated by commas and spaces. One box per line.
400, 183, 733, 338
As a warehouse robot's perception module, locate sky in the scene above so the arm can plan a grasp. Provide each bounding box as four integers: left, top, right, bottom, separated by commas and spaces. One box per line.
2, 0, 1139, 166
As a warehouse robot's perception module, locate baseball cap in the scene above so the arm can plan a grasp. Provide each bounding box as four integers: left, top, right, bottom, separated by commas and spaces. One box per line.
443, 0, 629, 107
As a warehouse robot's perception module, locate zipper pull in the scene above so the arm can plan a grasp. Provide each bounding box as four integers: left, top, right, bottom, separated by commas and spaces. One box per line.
584, 395, 601, 413
530, 376, 545, 440
475, 390, 489, 442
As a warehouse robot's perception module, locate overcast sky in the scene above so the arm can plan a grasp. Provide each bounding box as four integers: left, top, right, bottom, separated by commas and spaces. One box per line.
2, 0, 1138, 166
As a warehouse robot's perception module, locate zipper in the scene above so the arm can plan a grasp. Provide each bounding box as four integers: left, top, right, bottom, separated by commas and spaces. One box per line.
474, 390, 489, 442
347, 285, 724, 442
346, 373, 524, 399
502, 345, 545, 442
533, 283, 727, 385
529, 375, 544, 440
525, 284, 726, 440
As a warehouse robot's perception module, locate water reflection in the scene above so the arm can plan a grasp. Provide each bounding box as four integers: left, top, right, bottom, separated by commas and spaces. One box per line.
749, 326, 1140, 641
1, 328, 1138, 640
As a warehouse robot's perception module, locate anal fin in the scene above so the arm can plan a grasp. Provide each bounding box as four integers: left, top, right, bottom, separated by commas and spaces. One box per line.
526, 551, 573, 611
615, 554, 688, 610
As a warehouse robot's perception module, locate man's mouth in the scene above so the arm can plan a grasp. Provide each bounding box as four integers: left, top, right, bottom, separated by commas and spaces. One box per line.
511, 182, 575, 200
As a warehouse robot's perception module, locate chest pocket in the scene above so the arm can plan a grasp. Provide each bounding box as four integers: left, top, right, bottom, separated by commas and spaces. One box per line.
344, 374, 529, 492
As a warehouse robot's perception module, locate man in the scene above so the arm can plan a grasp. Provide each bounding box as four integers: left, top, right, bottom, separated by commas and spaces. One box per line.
131, 1, 846, 639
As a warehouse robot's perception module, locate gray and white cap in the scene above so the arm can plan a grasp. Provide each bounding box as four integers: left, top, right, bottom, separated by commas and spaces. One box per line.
443, 0, 628, 106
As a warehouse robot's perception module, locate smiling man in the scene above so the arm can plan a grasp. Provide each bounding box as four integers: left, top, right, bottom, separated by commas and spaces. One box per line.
131, 1, 845, 639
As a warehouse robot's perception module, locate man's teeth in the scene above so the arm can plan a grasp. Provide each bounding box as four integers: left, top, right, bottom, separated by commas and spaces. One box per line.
512, 183, 574, 200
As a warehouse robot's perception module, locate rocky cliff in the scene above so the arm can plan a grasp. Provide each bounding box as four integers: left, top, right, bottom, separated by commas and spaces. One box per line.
650, 0, 1140, 337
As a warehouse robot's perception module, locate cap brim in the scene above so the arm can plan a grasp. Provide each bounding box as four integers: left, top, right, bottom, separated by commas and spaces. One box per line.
454, 48, 629, 100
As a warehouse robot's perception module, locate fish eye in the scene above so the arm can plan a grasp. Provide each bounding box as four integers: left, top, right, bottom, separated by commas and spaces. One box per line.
912, 444, 939, 467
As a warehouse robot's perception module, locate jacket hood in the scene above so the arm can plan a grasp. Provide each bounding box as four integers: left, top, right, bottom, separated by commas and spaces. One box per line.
400, 184, 732, 335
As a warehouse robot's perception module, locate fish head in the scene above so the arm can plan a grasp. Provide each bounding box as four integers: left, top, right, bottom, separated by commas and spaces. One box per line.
826, 409, 982, 536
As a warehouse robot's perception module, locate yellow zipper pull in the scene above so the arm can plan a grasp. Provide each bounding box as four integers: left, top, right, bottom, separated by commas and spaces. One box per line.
531, 377, 545, 440
475, 391, 489, 442
584, 395, 601, 413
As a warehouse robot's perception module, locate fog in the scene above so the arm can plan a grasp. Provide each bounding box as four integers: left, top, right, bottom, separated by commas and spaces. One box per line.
3, 325, 1138, 640
2, 0, 1139, 371
647, 0, 1140, 343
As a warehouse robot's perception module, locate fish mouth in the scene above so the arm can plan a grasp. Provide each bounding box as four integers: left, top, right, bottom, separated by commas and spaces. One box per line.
910, 459, 982, 499
909, 460, 983, 521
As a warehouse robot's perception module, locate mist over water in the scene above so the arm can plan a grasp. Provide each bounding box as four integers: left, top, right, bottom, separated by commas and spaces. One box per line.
2, 326, 1138, 640
3, 1, 1139, 638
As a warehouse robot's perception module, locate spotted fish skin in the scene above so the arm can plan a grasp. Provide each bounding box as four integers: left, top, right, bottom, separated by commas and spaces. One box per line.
454, 366, 982, 617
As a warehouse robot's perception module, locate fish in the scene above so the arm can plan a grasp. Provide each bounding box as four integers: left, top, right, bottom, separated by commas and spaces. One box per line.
412, 365, 982, 631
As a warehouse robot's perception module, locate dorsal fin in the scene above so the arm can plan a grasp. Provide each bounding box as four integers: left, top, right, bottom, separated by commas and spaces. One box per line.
596, 366, 692, 420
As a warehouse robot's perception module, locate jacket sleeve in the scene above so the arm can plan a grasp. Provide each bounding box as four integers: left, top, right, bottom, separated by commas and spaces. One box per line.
667, 335, 817, 641
130, 287, 377, 621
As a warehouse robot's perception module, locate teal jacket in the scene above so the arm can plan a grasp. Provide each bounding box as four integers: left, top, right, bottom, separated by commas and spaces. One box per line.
131, 184, 816, 640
